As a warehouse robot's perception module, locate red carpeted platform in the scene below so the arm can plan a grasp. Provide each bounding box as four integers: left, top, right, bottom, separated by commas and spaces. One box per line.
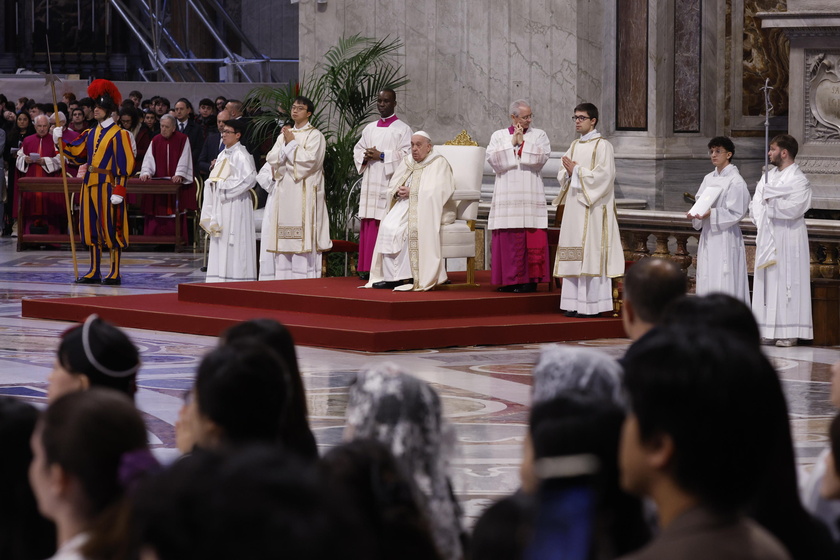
21, 271, 626, 352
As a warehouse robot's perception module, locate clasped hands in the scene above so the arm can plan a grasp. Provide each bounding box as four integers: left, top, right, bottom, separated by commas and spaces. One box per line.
511, 124, 525, 147
363, 146, 382, 163
561, 156, 578, 177
396, 184, 410, 199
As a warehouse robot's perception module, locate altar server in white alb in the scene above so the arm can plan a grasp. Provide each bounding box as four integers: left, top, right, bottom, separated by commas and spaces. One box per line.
750, 133, 813, 347
353, 89, 412, 278
486, 99, 551, 293
686, 136, 750, 304
364, 132, 456, 291
199, 119, 257, 283
263, 96, 332, 279
553, 103, 624, 317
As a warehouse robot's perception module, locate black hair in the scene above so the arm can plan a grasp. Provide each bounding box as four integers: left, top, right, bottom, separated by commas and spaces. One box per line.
224, 118, 247, 136
0, 397, 56, 560
574, 102, 599, 126
293, 95, 315, 114
40, 389, 154, 560
528, 394, 650, 556
320, 439, 442, 560
133, 445, 369, 560
119, 106, 141, 129
661, 293, 760, 347
772, 133, 799, 159
195, 341, 293, 447
128, 90, 143, 100
175, 97, 194, 111
623, 258, 687, 324
380, 88, 397, 101
157, 97, 171, 110
707, 136, 735, 161
221, 319, 317, 460
79, 97, 95, 109
57, 316, 140, 400
622, 326, 780, 513
199, 97, 214, 108
469, 494, 536, 560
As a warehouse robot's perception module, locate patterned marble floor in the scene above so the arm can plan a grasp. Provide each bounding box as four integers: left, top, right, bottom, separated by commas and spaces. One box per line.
1, 236, 837, 523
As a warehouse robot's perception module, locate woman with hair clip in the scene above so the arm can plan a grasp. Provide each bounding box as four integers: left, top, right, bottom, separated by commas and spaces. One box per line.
29, 389, 159, 560
47, 314, 140, 403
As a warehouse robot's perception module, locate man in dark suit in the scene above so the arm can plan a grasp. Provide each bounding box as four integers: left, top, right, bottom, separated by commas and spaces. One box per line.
174, 98, 205, 170
197, 110, 228, 179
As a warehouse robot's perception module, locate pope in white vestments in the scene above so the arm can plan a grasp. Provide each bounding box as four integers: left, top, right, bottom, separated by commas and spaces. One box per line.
364, 132, 456, 292
199, 120, 257, 283
750, 134, 813, 345
353, 89, 412, 274
554, 104, 624, 317
263, 97, 332, 279
688, 138, 750, 304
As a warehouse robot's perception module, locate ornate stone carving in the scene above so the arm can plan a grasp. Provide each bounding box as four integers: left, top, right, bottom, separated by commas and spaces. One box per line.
805, 51, 840, 142
797, 156, 840, 174
444, 130, 479, 146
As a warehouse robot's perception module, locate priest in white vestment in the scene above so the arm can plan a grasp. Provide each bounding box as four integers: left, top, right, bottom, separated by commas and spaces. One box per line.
263, 96, 332, 279
687, 136, 750, 304
750, 134, 813, 346
199, 119, 257, 283
364, 132, 456, 291
353, 89, 412, 277
486, 99, 551, 293
553, 103, 624, 317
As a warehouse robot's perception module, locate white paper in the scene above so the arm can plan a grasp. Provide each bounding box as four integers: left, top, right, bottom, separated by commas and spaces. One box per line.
689, 185, 723, 216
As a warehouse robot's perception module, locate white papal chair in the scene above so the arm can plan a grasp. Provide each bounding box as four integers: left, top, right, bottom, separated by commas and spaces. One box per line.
435, 132, 486, 289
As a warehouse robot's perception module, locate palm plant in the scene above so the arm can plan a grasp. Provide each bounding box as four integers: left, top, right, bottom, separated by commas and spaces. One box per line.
247, 35, 409, 248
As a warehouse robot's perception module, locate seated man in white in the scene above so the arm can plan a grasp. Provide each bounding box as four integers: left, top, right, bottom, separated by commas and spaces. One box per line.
364, 131, 456, 291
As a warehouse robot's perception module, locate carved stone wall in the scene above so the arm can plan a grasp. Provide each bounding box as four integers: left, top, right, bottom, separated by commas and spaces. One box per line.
805, 51, 840, 143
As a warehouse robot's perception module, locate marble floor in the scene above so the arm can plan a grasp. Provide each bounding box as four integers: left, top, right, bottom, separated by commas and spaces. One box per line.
1, 236, 838, 524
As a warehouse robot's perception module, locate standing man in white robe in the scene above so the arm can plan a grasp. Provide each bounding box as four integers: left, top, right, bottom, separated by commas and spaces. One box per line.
263, 96, 332, 279
364, 132, 456, 291
199, 119, 257, 283
554, 103, 624, 317
353, 89, 412, 280
686, 136, 750, 304
750, 133, 813, 347
486, 99, 551, 293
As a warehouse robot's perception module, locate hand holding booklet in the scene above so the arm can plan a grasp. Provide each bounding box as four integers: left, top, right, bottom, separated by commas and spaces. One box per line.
688, 178, 727, 217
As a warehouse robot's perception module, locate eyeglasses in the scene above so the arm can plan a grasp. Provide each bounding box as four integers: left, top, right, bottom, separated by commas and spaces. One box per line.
517, 114, 534, 121
708, 148, 729, 156
220, 130, 236, 135
290, 105, 308, 112
571, 116, 591, 122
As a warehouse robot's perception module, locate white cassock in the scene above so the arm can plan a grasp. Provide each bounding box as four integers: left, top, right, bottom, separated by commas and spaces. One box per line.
263, 123, 332, 279
486, 126, 550, 230
364, 150, 456, 291
353, 115, 413, 220
199, 142, 257, 283
254, 162, 276, 280
554, 130, 624, 314
750, 163, 813, 340
691, 164, 750, 304
139, 137, 194, 183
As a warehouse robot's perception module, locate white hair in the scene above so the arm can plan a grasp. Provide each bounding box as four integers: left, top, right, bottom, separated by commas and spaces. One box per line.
509, 99, 531, 117
160, 114, 177, 126
33, 114, 50, 125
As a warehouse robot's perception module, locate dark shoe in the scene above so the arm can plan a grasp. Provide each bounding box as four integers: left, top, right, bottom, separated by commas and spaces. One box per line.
372, 279, 412, 289
358, 271, 370, 281
497, 284, 519, 292
563, 310, 578, 317
101, 278, 122, 286
75, 276, 101, 284
513, 282, 537, 293
575, 312, 601, 318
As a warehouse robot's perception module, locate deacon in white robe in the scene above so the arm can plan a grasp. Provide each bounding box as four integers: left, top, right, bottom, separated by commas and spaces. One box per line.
263, 97, 332, 279
486, 99, 551, 292
364, 132, 456, 292
750, 134, 813, 345
688, 137, 750, 304
254, 161, 276, 280
199, 120, 257, 283
353, 89, 412, 274
554, 104, 624, 317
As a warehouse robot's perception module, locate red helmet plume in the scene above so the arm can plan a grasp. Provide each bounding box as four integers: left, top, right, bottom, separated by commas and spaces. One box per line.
87, 79, 122, 111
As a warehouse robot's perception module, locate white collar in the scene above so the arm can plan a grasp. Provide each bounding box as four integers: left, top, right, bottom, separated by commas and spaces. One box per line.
580, 129, 601, 142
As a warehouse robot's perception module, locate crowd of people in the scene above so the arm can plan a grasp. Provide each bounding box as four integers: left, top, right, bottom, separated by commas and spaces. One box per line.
2, 259, 840, 560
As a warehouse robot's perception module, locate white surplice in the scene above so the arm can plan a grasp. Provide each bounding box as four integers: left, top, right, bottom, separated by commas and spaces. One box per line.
139, 137, 194, 183
353, 116, 413, 220
254, 161, 276, 280
749, 163, 813, 340
263, 123, 332, 279
199, 142, 257, 283
691, 164, 750, 304
486, 126, 550, 230
364, 150, 456, 291
553, 130, 624, 313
